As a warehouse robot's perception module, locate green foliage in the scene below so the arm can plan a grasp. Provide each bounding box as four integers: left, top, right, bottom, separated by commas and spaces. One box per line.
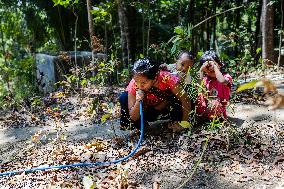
117, 68, 130, 86
169, 25, 192, 55
0, 0, 282, 111
31, 96, 42, 107
12, 56, 37, 99
0, 55, 37, 108
0, 7, 39, 108
52, 0, 78, 7
56, 57, 119, 92
38, 39, 60, 54
206, 117, 225, 131
147, 42, 172, 62
93, 59, 116, 85
91, 3, 112, 24
215, 1, 263, 78
236, 80, 259, 92
181, 65, 200, 101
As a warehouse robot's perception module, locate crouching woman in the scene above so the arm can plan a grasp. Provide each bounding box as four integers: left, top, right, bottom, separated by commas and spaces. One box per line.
119, 58, 191, 132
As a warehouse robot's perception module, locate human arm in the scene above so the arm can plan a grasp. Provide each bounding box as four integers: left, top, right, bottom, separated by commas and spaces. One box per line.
198, 62, 208, 84
171, 84, 191, 121
199, 61, 230, 85
128, 90, 144, 121
160, 63, 177, 73
212, 63, 230, 85
167, 84, 191, 132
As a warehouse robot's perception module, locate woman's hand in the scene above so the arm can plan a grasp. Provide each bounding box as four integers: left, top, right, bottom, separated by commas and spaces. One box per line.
128, 91, 144, 121
136, 89, 144, 102
201, 61, 217, 73
212, 61, 220, 71
201, 61, 210, 72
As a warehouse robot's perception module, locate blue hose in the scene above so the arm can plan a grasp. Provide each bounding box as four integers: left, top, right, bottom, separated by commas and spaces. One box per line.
0, 101, 144, 177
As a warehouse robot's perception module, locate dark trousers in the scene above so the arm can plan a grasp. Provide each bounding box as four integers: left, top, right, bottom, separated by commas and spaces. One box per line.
119, 91, 183, 130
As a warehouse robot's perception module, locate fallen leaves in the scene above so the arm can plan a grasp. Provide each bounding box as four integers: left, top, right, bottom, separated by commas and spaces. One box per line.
85, 140, 106, 151
130, 146, 151, 160
1, 76, 284, 189
101, 114, 111, 123
51, 92, 65, 99
167, 122, 185, 133
238, 175, 253, 182
31, 130, 47, 142
273, 155, 284, 165
2, 122, 284, 189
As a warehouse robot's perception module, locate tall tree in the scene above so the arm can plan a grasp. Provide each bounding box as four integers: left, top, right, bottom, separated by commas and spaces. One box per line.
261, 0, 275, 65
234, 0, 241, 57
277, 0, 284, 69
86, 0, 95, 60
253, 0, 262, 65
127, 4, 137, 62
211, 0, 217, 49
117, 0, 131, 67
189, 0, 195, 53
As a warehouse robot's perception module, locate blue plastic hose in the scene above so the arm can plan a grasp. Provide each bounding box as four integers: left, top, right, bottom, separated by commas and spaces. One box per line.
0, 101, 144, 177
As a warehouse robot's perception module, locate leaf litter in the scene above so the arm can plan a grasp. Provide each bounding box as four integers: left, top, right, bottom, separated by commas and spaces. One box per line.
0, 72, 284, 188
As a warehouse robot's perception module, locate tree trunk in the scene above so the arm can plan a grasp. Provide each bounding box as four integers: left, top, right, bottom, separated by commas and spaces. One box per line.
142, 7, 145, 55
261, 0, 275, 65
55, 7, 73, 51
73, 7, 78, 67
234, 0, 241, 57
128, 5, 136, 62
104, 21, 108, 56
204, 0, 209, 50
86, 0, 94, 55
146, 0, 151, 57
254, 0, 262, 66
0, 17, 7, 66
189, 0, 195, 53
178, 2, 182, 25
211, 0, 217, 49
277, 0, 284, 69
117, 0, 131, 68
146, 12, 151, 57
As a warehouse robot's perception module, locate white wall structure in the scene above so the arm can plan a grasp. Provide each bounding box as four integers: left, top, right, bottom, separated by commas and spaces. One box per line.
36, 54, 56, 93
35, 52, 107, 93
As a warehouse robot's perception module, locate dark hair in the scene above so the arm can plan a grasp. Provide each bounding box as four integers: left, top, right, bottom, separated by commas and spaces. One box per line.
200, 50, 224, 67
177, 50, 194, 60
132, 58, 160, 80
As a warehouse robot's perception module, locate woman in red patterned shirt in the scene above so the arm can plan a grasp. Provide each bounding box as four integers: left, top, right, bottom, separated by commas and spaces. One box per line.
119, 58, 191, 132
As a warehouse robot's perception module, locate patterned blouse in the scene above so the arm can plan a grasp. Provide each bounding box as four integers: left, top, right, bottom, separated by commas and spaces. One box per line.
126, 71, 179, 107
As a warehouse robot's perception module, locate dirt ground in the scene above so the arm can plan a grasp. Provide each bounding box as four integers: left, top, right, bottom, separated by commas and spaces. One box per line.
0, 70, 284, 189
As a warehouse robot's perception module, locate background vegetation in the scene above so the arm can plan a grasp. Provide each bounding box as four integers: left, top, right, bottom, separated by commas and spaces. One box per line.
0, 0, 283, 108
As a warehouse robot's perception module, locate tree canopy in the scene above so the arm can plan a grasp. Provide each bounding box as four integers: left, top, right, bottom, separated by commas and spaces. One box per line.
0, 0, 283, 103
